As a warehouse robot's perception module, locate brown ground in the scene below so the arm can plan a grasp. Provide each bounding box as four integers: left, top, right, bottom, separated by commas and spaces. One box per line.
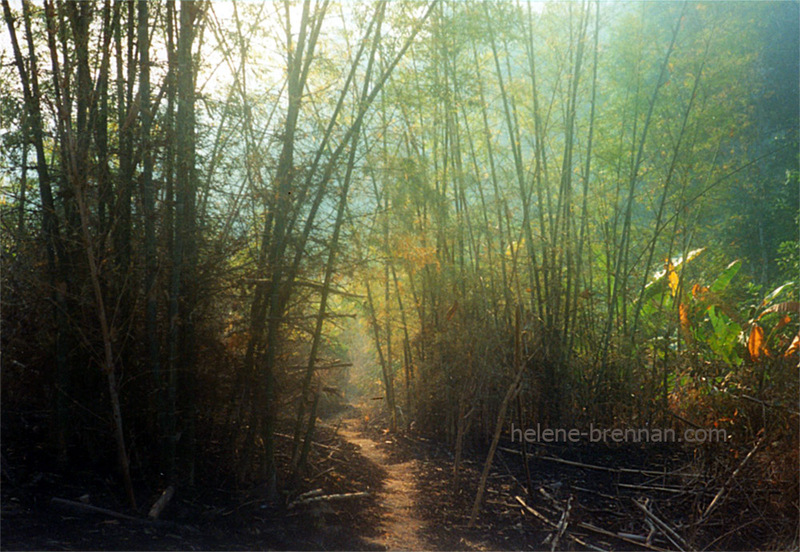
2, 403, 795, 550
337, 419, 428, 551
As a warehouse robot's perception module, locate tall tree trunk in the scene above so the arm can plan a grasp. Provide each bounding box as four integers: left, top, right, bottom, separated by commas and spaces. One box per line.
138, 0, 161, 457
570, 2, 600, 356
168, 0, 201, 484
292, 6, 384, 470
365, 279, 396, 429
468, 306, 525, 527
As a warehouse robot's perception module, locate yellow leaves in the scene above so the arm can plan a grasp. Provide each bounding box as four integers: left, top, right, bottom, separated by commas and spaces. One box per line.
397, 240, 438, 273
679, 303, 690, 330
666, 259, 679, 296
692, 283, 709, 298
748, 324, 766, 361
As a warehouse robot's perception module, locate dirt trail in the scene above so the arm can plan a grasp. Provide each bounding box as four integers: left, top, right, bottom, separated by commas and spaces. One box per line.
338, 420, 429, 551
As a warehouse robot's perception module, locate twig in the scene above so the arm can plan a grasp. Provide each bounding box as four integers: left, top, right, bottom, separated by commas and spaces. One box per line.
513, 496, 607, 552
52, 497, 142, 522
467, 348, 526, 527
571, 484, 618, 501
732, 393, 800, 416
535, 454, 669, 477
668, 410, 703, 429
700, 518, 761, 551
274, 432, 339, 450
633, 498, 692, 551
618, 482, 687, 494
0, 453, 16, 486
551, 495, 573, 552
286, 361, 353, 372
308, 467, 335, 483
244, 278, 364, 299
576, 521, 671, 552
699, 434, 764, 523
518, 495, 671, 552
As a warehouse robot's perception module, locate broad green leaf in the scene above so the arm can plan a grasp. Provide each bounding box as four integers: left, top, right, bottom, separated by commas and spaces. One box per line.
707, 306, 743, 365
710, 260, 741, 293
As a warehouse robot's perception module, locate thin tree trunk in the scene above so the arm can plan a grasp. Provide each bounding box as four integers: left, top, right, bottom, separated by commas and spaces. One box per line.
292, 13, 382, 468
138, 0, 161, 452
468, 306, 525, 527
570, 2, 600, 355
3, 0, 70, 463
74, 172, 137, 510
598, 3, 686, 373
365, 279, 396, 430
630, 36, 709, 342
167, 0, 202, 483
390, 262, 414, 423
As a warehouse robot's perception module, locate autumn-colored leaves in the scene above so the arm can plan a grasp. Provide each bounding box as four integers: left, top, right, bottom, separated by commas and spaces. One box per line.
657, 253, 798, 365
749, 300, 800, 361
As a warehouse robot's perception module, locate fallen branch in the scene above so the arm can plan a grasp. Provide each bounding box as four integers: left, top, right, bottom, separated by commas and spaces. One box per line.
550, 495, 573, 552
633, 498, 692, 551
513, 496, 607, 552
288, 491, 369, 509
294, 488, 325, 502
576, 520, 671, 552
52, 497, 141, 521
618, 482, 687, 494
148, 486, 175, 520
699, 434, 764, 523
535, 454, 668, 478
51, 496, 200, 532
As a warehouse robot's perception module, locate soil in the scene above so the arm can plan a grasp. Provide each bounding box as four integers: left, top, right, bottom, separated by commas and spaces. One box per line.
337, 419, 428, 551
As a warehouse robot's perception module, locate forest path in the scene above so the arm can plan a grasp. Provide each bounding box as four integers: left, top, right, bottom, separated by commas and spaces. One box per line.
338, 418, 430, 551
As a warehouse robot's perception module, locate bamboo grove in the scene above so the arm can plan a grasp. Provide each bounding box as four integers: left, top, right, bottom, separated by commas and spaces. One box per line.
1, 0, 797, 513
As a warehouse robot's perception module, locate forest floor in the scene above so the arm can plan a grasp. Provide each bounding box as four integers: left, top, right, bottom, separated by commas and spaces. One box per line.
2, 402, 792, 551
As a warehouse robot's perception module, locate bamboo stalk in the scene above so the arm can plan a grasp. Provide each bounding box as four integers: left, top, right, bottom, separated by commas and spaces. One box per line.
468, 307, 525, 527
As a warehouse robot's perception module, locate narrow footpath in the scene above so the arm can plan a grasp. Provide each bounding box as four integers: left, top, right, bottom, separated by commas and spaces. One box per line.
338, 419, 430, 551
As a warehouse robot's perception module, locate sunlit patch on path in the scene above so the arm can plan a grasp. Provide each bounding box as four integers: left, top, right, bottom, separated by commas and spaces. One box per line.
339, 420, 429, 551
